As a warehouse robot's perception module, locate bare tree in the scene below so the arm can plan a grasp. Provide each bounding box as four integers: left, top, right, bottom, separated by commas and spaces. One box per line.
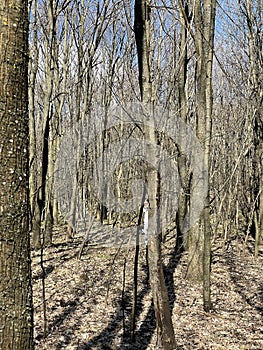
178, 0, 216, 312
244, 0, 263, 257
134, 1, 176, 348
209, 0, 262, 258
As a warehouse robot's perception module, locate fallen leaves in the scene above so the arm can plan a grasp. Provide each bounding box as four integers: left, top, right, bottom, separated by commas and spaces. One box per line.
32, 229, 263, 349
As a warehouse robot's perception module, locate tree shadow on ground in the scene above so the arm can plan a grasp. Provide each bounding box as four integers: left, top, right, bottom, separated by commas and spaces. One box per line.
33, 238, 88, 346
78, 235, 183, 350
32, 240, 80, 280
226, 248, 263, 320
34, 269, 88, 346
32, 264, 55, 281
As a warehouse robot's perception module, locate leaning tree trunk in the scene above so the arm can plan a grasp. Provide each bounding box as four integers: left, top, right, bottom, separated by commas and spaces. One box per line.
0, 1, 34, 348
134, 1, 176, 348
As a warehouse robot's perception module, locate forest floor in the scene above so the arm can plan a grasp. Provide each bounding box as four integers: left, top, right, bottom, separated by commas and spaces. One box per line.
32, 225, 263, 350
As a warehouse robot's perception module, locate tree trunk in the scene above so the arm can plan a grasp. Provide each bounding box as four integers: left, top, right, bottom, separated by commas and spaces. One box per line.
29, 0, 42, 248
245, 0, 263, 257
176, 2, 191, 253
184, 0, 216, 312
0, 1, 34, 348
134, 1, 176, 348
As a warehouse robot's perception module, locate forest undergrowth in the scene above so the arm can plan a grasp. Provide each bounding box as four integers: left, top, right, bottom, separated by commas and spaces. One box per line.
32, 225, 263, 350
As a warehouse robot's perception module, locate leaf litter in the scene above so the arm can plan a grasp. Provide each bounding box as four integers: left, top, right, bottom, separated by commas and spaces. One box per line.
32, 227, 263, 350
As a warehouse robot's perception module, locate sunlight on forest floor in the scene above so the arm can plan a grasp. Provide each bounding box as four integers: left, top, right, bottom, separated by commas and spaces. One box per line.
32, 226, 263, 350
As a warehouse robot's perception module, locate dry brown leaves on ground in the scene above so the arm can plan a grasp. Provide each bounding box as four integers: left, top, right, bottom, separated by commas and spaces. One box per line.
32, 227, 263, 350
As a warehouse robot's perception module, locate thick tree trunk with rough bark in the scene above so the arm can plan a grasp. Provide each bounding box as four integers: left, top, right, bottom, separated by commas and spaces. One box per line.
0, 1, 34, 348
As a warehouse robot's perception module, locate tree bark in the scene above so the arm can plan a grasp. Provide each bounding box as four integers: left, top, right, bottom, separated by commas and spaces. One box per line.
0, 1, 34, 348
29, 0, 41, 248
245, 0, 263, 257
184, 0, 216, 312
176, 2, 191, 253
134, 1, 176, 348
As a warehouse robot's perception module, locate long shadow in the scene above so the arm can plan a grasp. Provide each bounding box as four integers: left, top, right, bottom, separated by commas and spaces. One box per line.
32, 240, 80, 260
32, 264, 55, 281
79, 234, 184, 350
132, 242, 183, 350
77, 304, 126, 349
78, 263, 152, 350
32, 241, 80, 280
35, 266, 90, 347
33, 240, 86, 345
226, 250, 263, 319
38, 247, 125, 349
53, 297, 85, 350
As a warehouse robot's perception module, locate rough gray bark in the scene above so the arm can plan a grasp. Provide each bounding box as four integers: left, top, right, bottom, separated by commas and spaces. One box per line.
0, 1, 34, 348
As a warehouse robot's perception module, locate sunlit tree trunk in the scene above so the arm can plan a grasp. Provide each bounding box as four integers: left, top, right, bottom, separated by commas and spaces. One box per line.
0, 1, 34, 348
176, 1, 191, 252
185, 0, 216, 312
29, 0, 41, 247
41, 0, 57, 245
30, 0, 57, 247
134, 1, 176, 348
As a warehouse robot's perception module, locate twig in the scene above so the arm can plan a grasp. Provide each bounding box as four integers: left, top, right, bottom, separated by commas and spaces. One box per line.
78, 212, 96, 259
